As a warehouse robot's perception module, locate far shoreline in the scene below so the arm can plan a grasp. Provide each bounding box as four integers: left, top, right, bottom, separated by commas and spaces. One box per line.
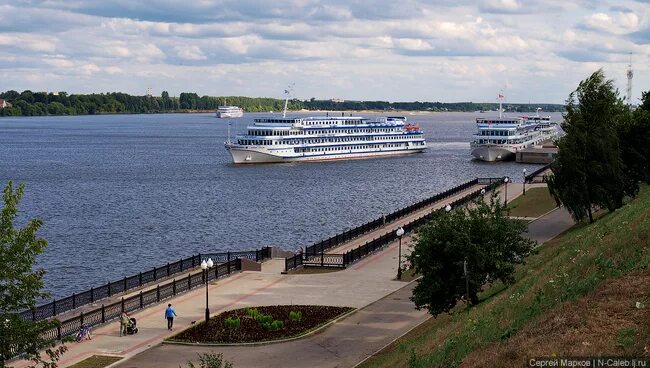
0, 109, 564, 118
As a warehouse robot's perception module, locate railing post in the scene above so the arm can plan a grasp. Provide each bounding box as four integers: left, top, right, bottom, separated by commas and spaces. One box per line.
188, 273, 191, 290
321, 252, 324, 267
285, 257, 288, 272
101, 304, 105, 323
140, 291, 143, 308
107, 281, 111, 297
173, 279, 176, 295
57, 325, 62, 340
255, 249, 259, 262
52, 298, 57, 316
72, 293, 76, 309
80, 312, 84, 327
227, 253, 231, 274
90, 287, 94, 303
227, 251, 231, 265
156, 285, 160, 301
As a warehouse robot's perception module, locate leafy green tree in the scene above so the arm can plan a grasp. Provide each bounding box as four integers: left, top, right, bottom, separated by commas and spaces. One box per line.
617, 91, 650, 186
0, 182, 66, 367
547, 70, 630, 223
46, 102, 67, 115
409, 195, 536, 316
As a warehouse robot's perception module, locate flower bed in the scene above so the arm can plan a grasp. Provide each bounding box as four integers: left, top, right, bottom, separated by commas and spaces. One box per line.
169, 305, 354, 344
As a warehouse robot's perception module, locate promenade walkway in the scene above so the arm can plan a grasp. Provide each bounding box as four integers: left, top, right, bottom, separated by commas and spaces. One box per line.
9, 180, 567, 368
13, 238, 413, 368
321, 183, 486, 254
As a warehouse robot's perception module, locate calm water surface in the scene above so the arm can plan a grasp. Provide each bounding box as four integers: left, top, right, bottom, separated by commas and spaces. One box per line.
0, 111, 562, 297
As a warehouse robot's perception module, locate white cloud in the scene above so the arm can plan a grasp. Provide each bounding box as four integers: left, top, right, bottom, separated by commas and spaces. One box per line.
174, 45, 207, 60
0, 0, 648, 103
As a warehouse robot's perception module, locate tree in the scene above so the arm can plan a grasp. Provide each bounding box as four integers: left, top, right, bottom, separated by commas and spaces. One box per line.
409, 195, 536, 316
617, 91, 650, 187
547, 70, 629, 223
0, 182, 66, 367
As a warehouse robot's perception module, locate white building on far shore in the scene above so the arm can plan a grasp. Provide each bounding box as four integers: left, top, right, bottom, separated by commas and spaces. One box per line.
0, 99, 12, 108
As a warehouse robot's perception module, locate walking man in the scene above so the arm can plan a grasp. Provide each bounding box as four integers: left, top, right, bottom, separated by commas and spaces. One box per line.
165, 303, 177, 330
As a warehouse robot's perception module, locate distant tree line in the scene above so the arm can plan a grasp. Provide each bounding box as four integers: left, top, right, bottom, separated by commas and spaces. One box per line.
0, 89, 564, 117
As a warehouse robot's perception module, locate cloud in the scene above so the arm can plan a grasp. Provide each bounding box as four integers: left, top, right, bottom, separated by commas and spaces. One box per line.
174, 45, 207, 60
0, 0, 648, 103
581, 11, 640, 34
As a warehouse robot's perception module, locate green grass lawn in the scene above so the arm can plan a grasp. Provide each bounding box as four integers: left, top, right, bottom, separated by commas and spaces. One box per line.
506, 186, 557, 218
67, 355, 122, 368
360, 185, 650, 368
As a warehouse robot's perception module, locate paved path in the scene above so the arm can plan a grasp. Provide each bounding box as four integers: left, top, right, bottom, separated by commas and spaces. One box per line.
526, 207, 574, 244
117, 282, 428, 368
11, 237, 412, 368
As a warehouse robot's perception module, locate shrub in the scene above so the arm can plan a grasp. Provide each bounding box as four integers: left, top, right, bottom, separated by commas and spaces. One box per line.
186, 353, 233, 368
289, 310, 302, 321
224, 316, 240, 329
255, 314, 273, 325
245, 307, 260, 318
262, 320, 284, 331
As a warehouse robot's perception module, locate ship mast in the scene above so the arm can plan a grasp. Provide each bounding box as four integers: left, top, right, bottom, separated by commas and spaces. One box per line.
283, 83, 294, 118
498, 92, 504, 119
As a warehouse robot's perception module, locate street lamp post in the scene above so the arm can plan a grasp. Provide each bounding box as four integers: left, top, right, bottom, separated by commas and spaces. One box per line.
445, 204, 452, 213
522, 168, 527, 195
504, 177, 509, 205
396, 227, 405, 280
200, 258, 214, 322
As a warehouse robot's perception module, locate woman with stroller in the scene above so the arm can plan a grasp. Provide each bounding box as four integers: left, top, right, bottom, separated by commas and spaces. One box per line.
120, 312, 130, 336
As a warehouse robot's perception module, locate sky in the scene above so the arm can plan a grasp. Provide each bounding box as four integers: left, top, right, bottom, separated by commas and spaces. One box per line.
0, 0, 648, 103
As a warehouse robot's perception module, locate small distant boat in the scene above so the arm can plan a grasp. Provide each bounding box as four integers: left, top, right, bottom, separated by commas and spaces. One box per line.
216, 98, 243, 118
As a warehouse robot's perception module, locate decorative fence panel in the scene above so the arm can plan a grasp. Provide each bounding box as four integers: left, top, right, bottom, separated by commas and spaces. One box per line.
286, 178, 505, 272
21, 247, 271, 322
301, 178, 480, 260
525, 164, 551, 183
33, 258, 245, 344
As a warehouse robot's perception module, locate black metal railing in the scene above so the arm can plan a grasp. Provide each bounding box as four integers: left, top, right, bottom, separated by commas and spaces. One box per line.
303, 178, 480, 258
286, 179, 505, 271
525, 164, 551, 183
21, 247, 271, 322
38, 258, 243, 343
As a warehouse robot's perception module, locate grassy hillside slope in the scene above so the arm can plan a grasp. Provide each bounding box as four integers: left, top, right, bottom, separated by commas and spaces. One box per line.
360, 185, 650, 368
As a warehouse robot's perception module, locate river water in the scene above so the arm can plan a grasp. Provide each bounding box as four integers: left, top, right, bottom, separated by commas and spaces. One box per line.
0, 111, 562, 297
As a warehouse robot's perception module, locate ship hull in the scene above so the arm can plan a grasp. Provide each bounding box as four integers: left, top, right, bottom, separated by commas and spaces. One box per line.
226, 145, 425, 164
471, 146, 515, 162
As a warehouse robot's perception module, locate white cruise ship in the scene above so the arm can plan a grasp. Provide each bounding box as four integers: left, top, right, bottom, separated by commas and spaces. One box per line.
470, 111, 559, 162
224, 115, 427, 164
215, 98, 244, 118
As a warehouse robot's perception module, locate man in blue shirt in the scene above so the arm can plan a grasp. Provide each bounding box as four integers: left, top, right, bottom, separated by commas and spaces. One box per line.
165, 303, 177, 330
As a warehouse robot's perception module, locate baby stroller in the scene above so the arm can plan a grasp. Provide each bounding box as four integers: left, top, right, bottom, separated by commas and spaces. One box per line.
127, 317, 138, 334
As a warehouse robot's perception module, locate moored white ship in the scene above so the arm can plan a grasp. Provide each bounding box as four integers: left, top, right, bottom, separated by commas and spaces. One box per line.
225, 115, 426, 164
470, 108, 559, 162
